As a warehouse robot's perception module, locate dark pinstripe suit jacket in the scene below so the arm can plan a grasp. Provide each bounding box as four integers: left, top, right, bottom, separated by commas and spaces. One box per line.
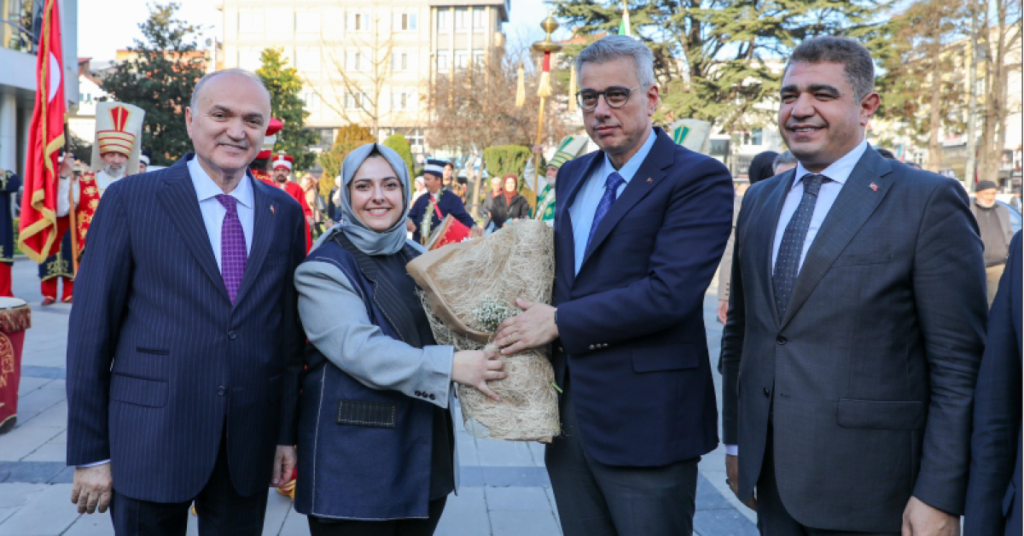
66, 154, 306, 502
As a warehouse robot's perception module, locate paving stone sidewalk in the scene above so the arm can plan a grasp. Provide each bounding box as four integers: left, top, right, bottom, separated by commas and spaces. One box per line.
0, 260, 756, 535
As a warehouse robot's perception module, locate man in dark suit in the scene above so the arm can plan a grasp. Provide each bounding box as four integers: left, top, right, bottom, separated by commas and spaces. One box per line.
66, 69, 306, 535
496, 35, 733, 535
966, 231, 1022, 536
405, 158, 479, 245
721, 37, 987, 535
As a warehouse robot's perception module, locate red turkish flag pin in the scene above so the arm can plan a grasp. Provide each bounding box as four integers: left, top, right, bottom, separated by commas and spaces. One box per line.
870, 182, 878, 192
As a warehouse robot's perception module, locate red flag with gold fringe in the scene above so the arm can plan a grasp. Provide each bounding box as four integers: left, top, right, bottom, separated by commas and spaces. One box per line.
18, 0, 66, 263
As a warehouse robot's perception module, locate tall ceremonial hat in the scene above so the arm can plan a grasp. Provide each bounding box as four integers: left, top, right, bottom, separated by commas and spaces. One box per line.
257, 118, 285, 160
547, 134, 588, 171
272, 152, 294, 170
91, 101, 146, 174
423, 158, 447, 178
668, 119, 712, 154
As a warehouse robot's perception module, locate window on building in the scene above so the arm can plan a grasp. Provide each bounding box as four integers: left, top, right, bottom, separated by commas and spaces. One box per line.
391, 51, 409, 72
473, 9, 486, 32
238, 8, 264, 34
455, 8, 469, 32
472, 49, 486, 67
295, 9, 320, 34
346, 91, 369, 110
347, 50, 368, 72
751, 128, 763, 146
391, 89, 417, 111
348, 12, 370, 31
454, 50, 469, 70
238, 49, 261, 71
437, 10, 452, 33
267, 8, 292, 37
395, 12, 417, 31
437, 50, 450, 73
301, 90, 321, 112
318, 128, 335, 148
297, 48, 321, 73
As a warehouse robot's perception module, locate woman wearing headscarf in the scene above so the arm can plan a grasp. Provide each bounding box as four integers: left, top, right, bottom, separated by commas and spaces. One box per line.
294, 143, 506, 535
489, 174, 530, 230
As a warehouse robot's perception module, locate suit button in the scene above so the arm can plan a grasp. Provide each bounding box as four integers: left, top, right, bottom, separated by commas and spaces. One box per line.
763, 387, 771, 397
589, 344, 595, 350
218, 386, 226, 396
228, 331, 237, 340
776, 336, 786, 345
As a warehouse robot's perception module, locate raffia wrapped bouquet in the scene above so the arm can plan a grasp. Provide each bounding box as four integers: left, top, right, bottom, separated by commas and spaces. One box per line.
406, 220, 561, 442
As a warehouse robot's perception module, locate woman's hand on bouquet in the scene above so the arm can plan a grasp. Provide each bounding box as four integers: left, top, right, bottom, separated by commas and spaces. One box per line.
496, 298, 558, 355
452, 347, 507, 401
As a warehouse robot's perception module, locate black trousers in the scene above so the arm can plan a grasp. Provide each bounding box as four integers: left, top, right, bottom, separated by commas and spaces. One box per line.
109, 429, 269, 536
307, 497, 448, 536
756, 424, 899, 536
545, 374, 699, 536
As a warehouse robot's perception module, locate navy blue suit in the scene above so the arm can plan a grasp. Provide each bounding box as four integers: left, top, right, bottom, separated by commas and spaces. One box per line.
66, 155, 305, 510
552, 127, 733, 466
966, 231, 1022, 536
406, 189, 475, 244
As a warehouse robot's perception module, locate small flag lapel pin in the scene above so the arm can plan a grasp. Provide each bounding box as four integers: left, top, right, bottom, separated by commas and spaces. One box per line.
870, 182, 878, 192
270, 204, 276, 215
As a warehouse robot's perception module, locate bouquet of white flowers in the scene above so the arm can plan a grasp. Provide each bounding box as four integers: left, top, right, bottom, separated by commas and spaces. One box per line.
407, 220, 560, 442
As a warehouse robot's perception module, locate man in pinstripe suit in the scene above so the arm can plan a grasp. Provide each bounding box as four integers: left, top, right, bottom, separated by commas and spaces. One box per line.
65, 69, 307, 535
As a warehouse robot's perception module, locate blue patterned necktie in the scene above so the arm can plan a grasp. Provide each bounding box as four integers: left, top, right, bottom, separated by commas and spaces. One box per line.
773, 173, 826, 319
586, 171, 626, 252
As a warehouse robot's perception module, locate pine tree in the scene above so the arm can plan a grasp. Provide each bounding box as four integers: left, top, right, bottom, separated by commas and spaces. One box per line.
100, 3, 206, 166
257, 48, 320, 172
551, 0, 892, 133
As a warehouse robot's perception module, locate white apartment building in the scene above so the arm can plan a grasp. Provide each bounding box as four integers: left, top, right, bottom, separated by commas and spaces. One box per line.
218, 0, 509, 162
0, 0, 79, 177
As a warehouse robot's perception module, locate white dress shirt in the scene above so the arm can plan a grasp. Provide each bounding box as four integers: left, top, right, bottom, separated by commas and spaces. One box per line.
726, 139, 869, 458
188, 156, 255, 270
770, 140, 868, 273
567, 127, 657, 275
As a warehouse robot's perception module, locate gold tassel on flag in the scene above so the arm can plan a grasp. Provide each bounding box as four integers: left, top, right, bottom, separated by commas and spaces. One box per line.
568, 63, 577, 113
515, 63, 526, 108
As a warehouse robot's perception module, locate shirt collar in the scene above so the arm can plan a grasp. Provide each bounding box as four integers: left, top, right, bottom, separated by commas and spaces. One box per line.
792, 139, 868, 190
602, 127, 658, 184
187, 155, 254, 208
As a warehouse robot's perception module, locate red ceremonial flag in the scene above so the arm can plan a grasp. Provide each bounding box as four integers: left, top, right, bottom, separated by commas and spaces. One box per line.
18, 0, 66, 263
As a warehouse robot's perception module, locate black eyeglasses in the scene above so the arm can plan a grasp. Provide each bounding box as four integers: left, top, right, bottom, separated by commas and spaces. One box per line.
575, 85, 643, 111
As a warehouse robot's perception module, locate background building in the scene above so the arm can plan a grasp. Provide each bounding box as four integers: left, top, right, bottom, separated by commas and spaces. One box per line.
218, 0, 509, 163
0, 0, 79, 178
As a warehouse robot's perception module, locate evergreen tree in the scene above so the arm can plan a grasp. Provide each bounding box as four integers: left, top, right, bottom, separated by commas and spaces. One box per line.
383, 134, 415, 179
100, 3, 206, 165
257, 48, 320, 172
551, 0, 892, 132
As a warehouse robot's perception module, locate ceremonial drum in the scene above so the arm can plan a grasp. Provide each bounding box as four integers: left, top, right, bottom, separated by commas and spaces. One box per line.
0, 297, 31, 435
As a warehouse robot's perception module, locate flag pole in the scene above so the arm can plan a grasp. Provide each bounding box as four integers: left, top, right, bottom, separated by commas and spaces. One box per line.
531, 15, 562, 212
64, 123, 78, 275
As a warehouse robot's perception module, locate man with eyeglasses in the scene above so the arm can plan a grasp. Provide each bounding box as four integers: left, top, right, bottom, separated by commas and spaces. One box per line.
495, 35, 733, 535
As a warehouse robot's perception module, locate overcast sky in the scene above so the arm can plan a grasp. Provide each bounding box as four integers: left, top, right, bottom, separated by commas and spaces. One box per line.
77, 0, 556, 62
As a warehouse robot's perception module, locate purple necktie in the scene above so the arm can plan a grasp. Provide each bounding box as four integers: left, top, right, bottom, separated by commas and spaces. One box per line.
586, 171, 626, 252
216, 194, 247, 303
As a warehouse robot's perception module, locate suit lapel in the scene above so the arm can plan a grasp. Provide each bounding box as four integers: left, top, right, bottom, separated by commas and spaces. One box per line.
780, 148, 894, 328
558, 152, 602, 289
234, 177, 274, 307
158, 156, 230, 303
757, 171, 795, 328
579, 129, 671, 271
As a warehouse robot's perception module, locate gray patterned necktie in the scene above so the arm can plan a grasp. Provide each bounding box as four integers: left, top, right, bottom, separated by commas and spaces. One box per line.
773, 173, 826, 319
